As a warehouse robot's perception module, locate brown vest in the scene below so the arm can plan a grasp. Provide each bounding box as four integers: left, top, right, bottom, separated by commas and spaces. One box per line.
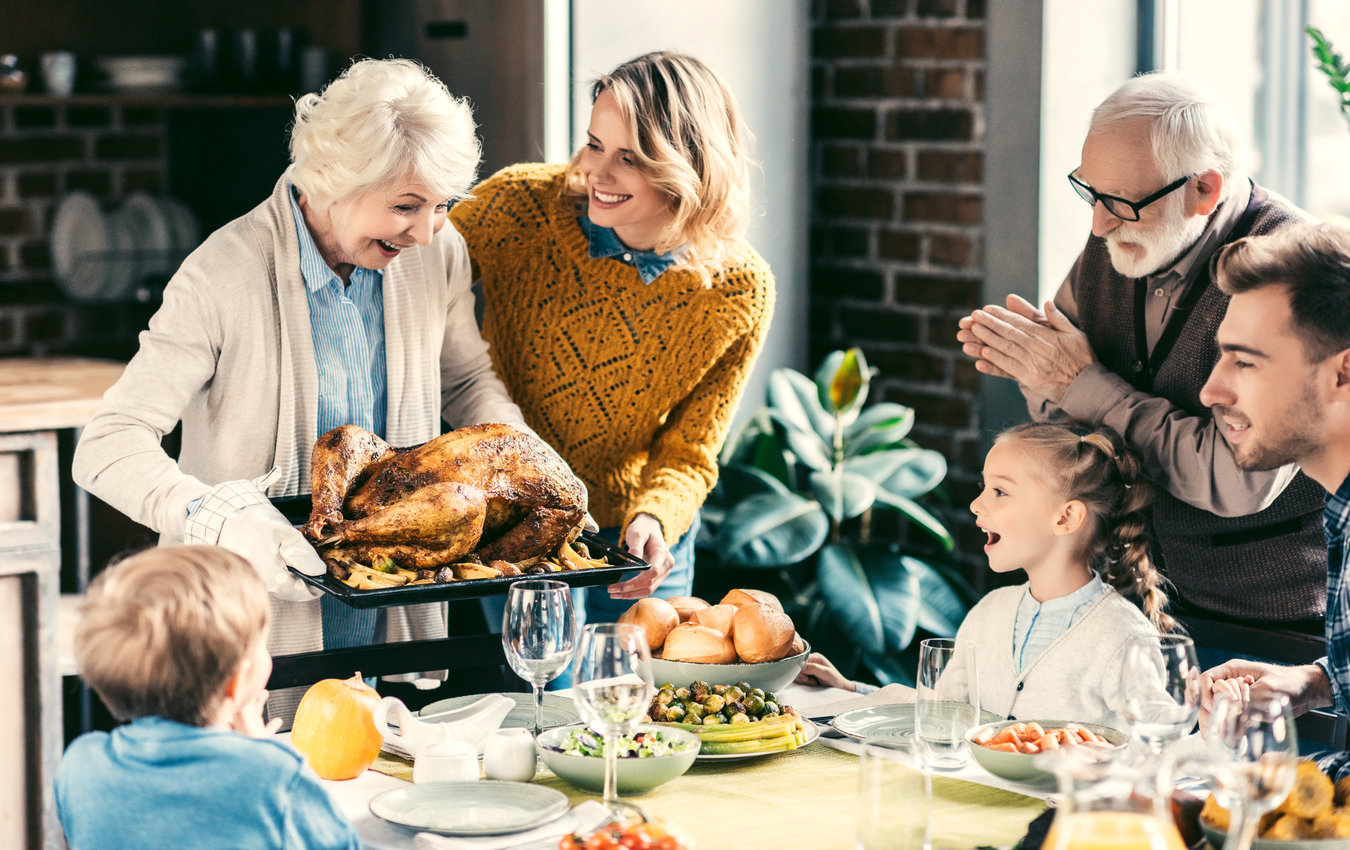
1075, 184, 1326, 624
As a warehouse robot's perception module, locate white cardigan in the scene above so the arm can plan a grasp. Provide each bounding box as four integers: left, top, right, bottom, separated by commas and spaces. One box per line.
950, 584, 1160, 730
72, 171, 528, 680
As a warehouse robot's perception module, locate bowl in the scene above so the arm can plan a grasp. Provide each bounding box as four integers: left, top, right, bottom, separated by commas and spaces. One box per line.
535, 724, 700, 795
650, 640, 810, 694
1200, 817, 1350, 849
964, 719, 1127, 783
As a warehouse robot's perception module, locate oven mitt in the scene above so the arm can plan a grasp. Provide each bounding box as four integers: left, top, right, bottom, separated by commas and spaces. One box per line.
184, 467, 325, 602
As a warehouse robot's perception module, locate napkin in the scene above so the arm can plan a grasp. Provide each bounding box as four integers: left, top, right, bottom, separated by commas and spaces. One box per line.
413, 801, 611, 850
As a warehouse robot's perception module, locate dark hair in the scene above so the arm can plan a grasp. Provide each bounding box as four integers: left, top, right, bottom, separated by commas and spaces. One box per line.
997, 421, 1174, 632
1214, 221, 1350, 362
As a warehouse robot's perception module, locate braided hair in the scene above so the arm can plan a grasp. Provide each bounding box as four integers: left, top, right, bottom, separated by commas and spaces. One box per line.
997, 421, 1175, 632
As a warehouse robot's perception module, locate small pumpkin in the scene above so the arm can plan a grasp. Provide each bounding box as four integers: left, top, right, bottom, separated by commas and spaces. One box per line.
290, 671, 383, 780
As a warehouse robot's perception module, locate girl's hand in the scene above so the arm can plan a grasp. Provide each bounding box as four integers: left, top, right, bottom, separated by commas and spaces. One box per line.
608, 513, 675, 600
231, 689, 282, 738
795, 653, 857, 691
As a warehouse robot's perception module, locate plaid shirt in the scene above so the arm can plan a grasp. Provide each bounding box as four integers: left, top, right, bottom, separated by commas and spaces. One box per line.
1317, 473, 1350, 715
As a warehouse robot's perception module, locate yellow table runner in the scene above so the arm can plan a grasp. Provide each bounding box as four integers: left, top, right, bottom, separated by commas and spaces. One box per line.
372, 743, 1046, 849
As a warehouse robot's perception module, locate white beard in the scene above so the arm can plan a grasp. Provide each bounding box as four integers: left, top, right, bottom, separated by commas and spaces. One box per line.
1105, 194, 1209, 278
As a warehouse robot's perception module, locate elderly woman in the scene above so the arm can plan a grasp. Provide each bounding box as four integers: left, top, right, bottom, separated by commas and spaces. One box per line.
73, 58, 537, 716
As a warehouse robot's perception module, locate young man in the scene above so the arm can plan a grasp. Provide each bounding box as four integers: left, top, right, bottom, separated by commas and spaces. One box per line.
1196, 223, 1350, 753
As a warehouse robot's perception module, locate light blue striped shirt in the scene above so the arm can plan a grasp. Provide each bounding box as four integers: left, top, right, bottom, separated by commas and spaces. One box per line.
1012, 574, 1108, 673
287, 185, 388, 440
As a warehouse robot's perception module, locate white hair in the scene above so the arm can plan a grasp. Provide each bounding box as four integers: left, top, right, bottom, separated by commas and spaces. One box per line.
289, 58, 480, 207
1091, 72, 1243, 200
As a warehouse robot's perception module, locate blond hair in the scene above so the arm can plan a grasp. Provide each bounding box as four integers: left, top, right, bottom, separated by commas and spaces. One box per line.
290, 57, 480, 208
997, 422, 1175, 632
75, 546, 269, 727
560, 51, 754, 284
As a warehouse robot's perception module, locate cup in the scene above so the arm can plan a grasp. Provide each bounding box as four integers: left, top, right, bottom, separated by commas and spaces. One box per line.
299, 46, 332, 94
41, 52, 75, 96
190, 29, 220, 91
913, 637, 980, 770
483, 728, 538, 782
856, 740, 931, 850
412, 738, 479, 784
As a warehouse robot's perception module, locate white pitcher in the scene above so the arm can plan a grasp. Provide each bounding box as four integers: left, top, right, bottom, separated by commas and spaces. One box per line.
372, 693, 515, 757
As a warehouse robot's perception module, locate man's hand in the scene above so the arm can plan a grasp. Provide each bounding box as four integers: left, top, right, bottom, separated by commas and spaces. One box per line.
1199, 660, 1331, 732
607, 513, 675, 600
956, 295, 1095, 402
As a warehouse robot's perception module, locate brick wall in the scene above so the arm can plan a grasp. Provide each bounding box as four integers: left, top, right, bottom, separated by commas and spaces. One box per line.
808, 0, 991, 583
0, 99, 167, 358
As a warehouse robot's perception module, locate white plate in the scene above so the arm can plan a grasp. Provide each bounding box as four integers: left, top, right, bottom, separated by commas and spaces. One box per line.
100, 207, 137, 302
50, 191, 109, 301
122, 192, 174, 278
694, 716, 821, 761
369, 780, 569, 836
158, 196, 202, 264
831, 703, 1003, 748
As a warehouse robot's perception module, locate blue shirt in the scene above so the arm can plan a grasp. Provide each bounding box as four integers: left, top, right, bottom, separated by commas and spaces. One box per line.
1317, 474, 1350, 714
580, 215, 682, 284
1012, 574, 1109, 673
55, 716, 359, 850
288, 185, 388, 439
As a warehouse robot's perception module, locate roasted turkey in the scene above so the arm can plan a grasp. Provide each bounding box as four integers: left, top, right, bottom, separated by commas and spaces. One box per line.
302, 423, 587, 566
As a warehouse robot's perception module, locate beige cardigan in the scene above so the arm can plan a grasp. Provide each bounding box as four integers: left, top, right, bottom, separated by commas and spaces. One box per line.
73, 171, 528, 679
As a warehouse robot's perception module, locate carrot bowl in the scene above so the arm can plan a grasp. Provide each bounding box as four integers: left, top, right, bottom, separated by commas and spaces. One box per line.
964, 719, 1127, 783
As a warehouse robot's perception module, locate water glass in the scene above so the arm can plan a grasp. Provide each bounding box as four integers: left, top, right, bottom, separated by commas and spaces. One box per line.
502, 579, 576, 736
1119, 634, 1200, 754
914, 637, 980, 770
1207, 693, 1299, 850
573, 623, 654, 808
857, 740, 931, 850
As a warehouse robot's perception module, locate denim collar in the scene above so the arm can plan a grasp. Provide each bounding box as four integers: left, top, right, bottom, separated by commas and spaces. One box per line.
288, 183, 383, 293
580, 215, 682, 285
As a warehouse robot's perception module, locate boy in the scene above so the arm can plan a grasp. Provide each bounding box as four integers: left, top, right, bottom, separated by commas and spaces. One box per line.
55, 546, 359, 849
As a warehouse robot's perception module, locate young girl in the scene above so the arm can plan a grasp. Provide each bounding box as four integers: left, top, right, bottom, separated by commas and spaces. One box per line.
801, 421, 1173, 729
452, 51, 775, 627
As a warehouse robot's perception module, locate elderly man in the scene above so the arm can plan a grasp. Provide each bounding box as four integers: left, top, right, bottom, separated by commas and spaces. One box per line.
1195, 224, 1350, 766
958, 73, 1324, 630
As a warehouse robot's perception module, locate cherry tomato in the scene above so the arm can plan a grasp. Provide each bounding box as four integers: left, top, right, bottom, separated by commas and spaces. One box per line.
559, 836, 584, 850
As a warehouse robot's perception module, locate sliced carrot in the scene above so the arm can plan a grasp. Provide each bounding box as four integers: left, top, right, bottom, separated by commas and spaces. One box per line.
1039, 734, 1060, 750
990, 727, 1019, 745
973, 726, 997, 745
986, 742, 1018, 753
1024, 722, 1046, 740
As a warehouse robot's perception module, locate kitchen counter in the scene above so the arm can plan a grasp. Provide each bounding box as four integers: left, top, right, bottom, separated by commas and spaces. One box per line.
0, 356, 122, 850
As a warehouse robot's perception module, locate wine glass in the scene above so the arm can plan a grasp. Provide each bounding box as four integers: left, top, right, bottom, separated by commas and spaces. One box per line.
502, 579, 576, 737
1206, 692, 1299, 850
1119, 634, 1201, 755
573, 623, 655, 810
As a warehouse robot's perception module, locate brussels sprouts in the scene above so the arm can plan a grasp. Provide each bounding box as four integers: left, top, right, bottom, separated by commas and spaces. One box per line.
703, 694, 726, 714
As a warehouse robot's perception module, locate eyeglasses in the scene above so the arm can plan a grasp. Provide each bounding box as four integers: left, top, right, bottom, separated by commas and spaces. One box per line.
1067, 171, 1192, 222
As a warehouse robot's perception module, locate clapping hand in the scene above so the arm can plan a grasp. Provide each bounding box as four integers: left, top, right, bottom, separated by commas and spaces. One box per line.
956, 293, 1096, 401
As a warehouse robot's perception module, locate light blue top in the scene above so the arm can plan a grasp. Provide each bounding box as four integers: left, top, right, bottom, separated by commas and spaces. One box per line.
580, 215, 682, 284
55, 716, 359, 850
289, 184, 388, 439
1012, 573, 1109, 673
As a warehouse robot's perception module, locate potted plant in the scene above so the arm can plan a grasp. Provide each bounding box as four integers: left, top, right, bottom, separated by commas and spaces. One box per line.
700, 348, 975, 685
1308, 27, 1350, 130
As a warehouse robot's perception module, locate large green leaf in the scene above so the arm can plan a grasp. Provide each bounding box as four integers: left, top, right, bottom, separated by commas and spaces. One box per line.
808, 469, 876, 522
767, 411, 832, 472
817, 543, 885, 652
767, 368, 835, 446
907, 556, 970, 636
842, 403, 915, 456
719, 461, 791, 504
871, 489, 956, 552
714, 491, 829, 568
843, 447, 946, 498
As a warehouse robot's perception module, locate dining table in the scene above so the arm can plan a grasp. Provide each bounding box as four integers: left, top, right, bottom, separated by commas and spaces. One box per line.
305, 683, 1052, 850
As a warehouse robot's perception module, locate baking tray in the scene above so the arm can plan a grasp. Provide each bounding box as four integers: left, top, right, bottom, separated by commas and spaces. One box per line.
273, 497, 644, 609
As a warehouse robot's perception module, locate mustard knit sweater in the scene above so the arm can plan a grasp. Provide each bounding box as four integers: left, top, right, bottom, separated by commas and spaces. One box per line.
450, 164, 775, 542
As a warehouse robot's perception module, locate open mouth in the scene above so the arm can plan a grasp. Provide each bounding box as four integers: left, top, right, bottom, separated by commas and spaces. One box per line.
376, 239, 406, 258
592, 188, 631, 205
981, 528, 1001, 548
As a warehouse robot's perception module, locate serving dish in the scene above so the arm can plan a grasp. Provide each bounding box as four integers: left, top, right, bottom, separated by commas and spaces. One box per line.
694, 717, 820, 761
369, 780, 569, 835
1200, 818, 1350, 849
964, 719, 1126, 783
651, 641, 811, 694
830, 702, 1004, 748
535, 724, 700, 795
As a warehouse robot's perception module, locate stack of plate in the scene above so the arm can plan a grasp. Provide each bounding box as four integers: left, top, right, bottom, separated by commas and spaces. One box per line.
91, 56, 187, 92
50, 191, 202, 303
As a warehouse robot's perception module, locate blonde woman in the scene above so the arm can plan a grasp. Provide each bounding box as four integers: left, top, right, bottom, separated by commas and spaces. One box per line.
73, 59, 551, 715
452, 51, 776, 626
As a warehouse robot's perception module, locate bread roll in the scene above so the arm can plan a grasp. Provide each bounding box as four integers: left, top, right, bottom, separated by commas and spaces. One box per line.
719, 587, 784, 613
689, 603, 738, 637
667, 596, 710, 623
732, 604, 796, 663
660, 624, 738, 664
618, 597, 679, 650
788, 631, 806, 657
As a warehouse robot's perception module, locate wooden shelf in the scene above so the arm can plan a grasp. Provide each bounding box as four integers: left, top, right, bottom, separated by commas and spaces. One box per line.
0, 91, 295, 108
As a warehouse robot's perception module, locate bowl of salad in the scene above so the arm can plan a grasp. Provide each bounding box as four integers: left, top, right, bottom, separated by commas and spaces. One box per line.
536, 724, 700, 795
